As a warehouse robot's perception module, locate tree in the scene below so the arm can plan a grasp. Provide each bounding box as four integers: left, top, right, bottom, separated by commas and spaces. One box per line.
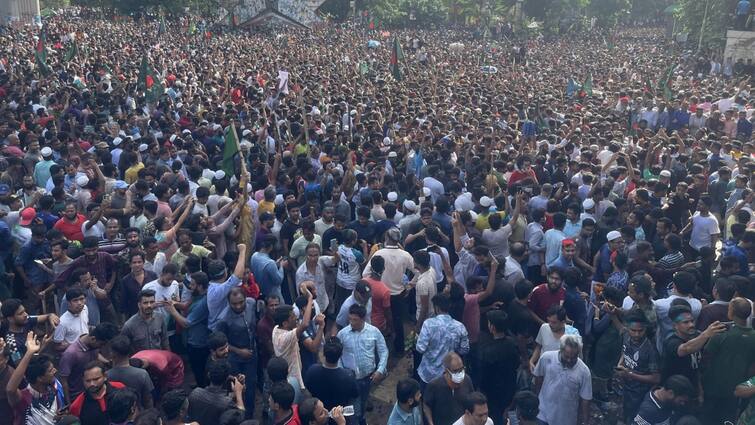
587, 0, 631, 28
676, 0, 733, 50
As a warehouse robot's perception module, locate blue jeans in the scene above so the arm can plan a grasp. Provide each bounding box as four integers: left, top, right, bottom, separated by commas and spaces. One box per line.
354, 376, 372, 425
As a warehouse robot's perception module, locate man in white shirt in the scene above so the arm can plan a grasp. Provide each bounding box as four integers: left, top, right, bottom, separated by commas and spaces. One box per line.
452, 392, 494, 425
53, 287, 90, 351
653, 270, 703, 352
143, 263, 182, 321
682, 195, 720, 255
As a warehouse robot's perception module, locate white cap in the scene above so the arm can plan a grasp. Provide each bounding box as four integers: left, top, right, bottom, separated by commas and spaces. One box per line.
659, 170, 671, 178
214, 170, 226, 180
383, 137, 392, 146
422, 187, 432, 197
40, 146, 52, 157
75, 175, 89, 187
403, 200, 417, 212
182, 129, 192, 134
242, 129, 252, 136
274, 194, 284, 205
468, 211, 478, 222
607, 230, 622, 242
454, 192, 475, 211
240, 141, 252, 149
480, 196, 493, 207
388, 151, 398, 158
202, 169, 216, 180
112, 137, 123, 146
583, 199, 595, 209
170, 134, 178, 143
138, 143, 149, 152
387, 191, 398, 202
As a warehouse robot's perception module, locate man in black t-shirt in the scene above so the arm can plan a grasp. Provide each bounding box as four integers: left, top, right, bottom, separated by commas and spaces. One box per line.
616, 310, 661, 423
304, 337, 358, 411
631, 375, 694, 425
661, 304, 725, 398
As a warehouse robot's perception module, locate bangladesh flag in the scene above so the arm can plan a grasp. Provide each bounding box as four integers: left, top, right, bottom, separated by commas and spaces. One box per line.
358, 61, 369, 75
138, 55, 163, 103
390, 37, 403, 81
158, 16, 167, 35
658, 64, 676, 101
188, 20, 196, 35
222, 124, 240, 177
581, 74, 593, 97
35, 27, 51, 76
63, 40, 78, 62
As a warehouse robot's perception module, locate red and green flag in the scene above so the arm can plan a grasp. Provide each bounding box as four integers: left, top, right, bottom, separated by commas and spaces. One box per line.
581, 74, 593, 97
35, 27, 51, 76
63, 40, 78, 62
138, 55, 163, 103
390, 37, 404, 81
657, 64, 676, 101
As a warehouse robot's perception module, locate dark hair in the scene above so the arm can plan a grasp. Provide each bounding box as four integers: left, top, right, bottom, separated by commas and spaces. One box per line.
513, 391, 539, 421
219, 409, 246, 425
515, 279, 534, 300
323, 337, 343, 364
486, 309, 508, 332
270, 381, 295, 410
25, 354, 52, 383
396, 378, 421, 404
672, 271, 696, 295
138, 289, 156, 302
65, 287, 85, 303
110, 335, 132, 357
665, 233, 682, 251
462, 392, 488, 414
298, 398, 320, 425
664, 374, 695, 398
273, 305, 294, 326
107, 388, 138, 423
714, 277, 736, 302
161, 389, 189, 420
546, 305, 567, 321
668, 304, 693, 322
267, 357, 290, 382
207, 360, 231, 386
552, 212, 567, 229
82, 236, 99, 249
91, 322, 118, 343
208, 331, 229, 351
348, 303, 367, 318
1, 298, 23, 318
431, 293, 451, 313
413, 250, 430, 268
370, 255, 385, 275
190, 271, 210, 289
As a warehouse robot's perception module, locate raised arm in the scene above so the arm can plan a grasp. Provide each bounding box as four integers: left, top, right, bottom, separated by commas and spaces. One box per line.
477, 256, 499, 304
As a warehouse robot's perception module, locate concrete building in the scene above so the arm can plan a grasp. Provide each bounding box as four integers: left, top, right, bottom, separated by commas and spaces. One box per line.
0, 0, 40, 26
724, 30, 755, 63
221, 0, 327, 29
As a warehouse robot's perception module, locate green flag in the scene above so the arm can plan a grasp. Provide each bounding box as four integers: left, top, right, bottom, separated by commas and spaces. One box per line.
63, 40, 78, 62
159, 16, 167, 35
222, 124, 240, 177
658, 64, 676, 101
358, 61, 369, 75
188, 20, 196, 35
582, 74, 593, 97
644, 76, 655, 95
390, 37, 404, 81
35, 27, 51, 76
137, 55, 163, 103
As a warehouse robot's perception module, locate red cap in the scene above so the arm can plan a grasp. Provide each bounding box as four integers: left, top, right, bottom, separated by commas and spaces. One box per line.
20, 207, 36, 226
562, 239, 576, 247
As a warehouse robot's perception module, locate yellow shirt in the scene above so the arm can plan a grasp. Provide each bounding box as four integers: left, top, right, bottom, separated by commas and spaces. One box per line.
124, 162, 145, 184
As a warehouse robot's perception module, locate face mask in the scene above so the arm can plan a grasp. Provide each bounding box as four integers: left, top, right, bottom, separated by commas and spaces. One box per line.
450, 370, 465, 384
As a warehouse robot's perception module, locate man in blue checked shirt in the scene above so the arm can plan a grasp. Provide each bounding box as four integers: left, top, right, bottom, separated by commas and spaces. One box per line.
337, 303, 389, 425
416, 293, 470, 386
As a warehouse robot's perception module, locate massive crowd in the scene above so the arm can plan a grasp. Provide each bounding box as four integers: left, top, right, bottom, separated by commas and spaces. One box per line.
0, 6, 755, 425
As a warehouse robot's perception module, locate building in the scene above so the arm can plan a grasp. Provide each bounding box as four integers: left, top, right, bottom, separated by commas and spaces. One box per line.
221, 0, 327, 29
0, 0, 40, 26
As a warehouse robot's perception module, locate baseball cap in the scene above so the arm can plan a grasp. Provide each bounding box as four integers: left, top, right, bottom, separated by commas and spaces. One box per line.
19, 207, 36, 226
606, 230, 622, 242
40, 146, 53, 157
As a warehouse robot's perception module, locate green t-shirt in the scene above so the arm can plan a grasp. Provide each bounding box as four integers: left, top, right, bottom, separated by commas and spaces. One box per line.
702, 325, 755, 396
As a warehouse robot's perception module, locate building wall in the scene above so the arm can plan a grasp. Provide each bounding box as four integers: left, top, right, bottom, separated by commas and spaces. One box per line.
725, 30, 755, 62
0, 0, 41, 25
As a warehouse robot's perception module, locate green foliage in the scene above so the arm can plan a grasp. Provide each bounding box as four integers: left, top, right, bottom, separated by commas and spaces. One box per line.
676, 0, 732, 49
587, 0, 631, 28
41, 0, 71, 8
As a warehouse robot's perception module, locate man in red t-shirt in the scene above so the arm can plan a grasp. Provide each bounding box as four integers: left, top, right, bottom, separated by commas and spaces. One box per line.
131, 349, 184, 393
53, 202, 86, 242
361, 255, 392, 333
527, 267, 566, 321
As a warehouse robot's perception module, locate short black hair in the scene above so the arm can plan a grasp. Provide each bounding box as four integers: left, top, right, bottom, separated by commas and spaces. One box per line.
273, 305, 294, 326
396, 378, 420, 404
25, 354, 52, 384
161, 389, 189, 420
664, 374, 695, 398
513, 391, 539, 421
462, 392, 488, 414
138, 289, 156, 302
270, 381, 295, 410
486, 309, 508, 332
267, 357, 289, 382
348, 303, 367, 319
323, 337, 343, 364
107, 388, 138, 423
110, 335, 132, 357
208, 331, 229, 351
91, 322, 118, 343
0, 298, 22, 318
207, 360, 231, 386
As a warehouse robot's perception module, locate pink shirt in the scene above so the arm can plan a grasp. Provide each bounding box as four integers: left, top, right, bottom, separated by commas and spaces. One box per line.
463, 293, 481, 343
132, 350, 184, 390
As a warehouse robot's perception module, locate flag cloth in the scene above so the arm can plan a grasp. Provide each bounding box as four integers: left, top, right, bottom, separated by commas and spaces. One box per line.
369, 19, 375, 30
188, 20, 196, 35
158, 16, 167, 35
222, 124, 240, 177
643, 77, 655, 95
137, 55, 163, 103
582, 74, 593, 97
277, 70, 289, 94
35, 27, 51, 76
358, 61, 369, 75
390, 37, 404, 81
658, 64, 676, 100
566, 78, 580, 97
63, 40, 78, 62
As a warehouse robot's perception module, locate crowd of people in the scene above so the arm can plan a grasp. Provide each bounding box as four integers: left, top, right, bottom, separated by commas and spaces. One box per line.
0, 6, 755, 425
